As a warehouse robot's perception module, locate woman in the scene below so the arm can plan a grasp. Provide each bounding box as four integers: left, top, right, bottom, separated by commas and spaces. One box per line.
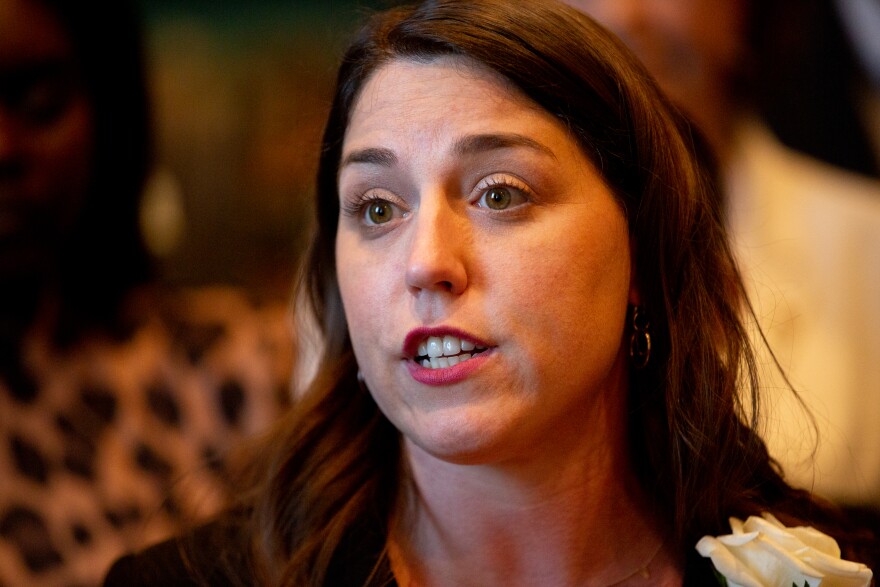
0, 0, 151, 342
106, 0, 874, 585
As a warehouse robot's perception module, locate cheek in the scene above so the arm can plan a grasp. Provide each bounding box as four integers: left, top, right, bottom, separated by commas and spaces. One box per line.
488, 212, 632, 364
336, 232, 395, 361
31, 98, 94, 207
336, 235, 368, 334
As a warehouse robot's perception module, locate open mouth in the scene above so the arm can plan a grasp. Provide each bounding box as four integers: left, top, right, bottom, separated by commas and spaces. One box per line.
414, 334, 488, 369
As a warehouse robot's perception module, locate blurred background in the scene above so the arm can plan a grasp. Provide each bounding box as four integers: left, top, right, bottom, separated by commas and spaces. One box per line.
136, 0, 880, 300
136, 0, 390, 297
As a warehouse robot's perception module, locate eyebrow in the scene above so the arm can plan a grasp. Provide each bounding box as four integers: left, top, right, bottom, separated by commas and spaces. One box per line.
452, 133, 557, 160
339, 132, 556, 170
340, 147, 397, 169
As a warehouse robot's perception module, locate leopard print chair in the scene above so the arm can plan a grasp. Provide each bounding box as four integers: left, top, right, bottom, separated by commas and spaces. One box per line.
0, 287, 293, 587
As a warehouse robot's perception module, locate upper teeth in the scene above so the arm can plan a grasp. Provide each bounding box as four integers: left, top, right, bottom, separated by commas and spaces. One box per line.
416, 336, 487, 369
417, 335, 481, 358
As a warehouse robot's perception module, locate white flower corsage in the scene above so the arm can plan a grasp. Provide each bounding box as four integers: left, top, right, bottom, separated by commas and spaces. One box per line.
696, 513, 873, 587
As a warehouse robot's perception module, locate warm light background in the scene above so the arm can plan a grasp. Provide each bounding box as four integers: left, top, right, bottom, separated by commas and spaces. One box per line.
137, 0, 391, 296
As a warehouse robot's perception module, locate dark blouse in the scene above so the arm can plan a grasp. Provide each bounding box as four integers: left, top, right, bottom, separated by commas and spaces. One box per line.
104, 511, 718, 586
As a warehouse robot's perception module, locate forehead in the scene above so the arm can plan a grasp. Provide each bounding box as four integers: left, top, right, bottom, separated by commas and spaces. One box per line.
0, 0, 73, 68
354, 56, 527, 109
344, 56, 557, 148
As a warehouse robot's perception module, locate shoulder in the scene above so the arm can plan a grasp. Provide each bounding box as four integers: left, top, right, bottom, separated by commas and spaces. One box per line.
730, 120, 880, 219
103, 513, 252, 587
104, 543, 201, 587
103, 510, 395, 587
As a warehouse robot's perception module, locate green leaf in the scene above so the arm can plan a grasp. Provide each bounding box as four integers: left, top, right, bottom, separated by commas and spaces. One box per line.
712, 567, 729, 586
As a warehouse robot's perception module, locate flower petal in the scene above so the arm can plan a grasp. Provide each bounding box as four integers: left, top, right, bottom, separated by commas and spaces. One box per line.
695, 513, 873, 587
696, 535, 764, 587
727, 533, 822, 587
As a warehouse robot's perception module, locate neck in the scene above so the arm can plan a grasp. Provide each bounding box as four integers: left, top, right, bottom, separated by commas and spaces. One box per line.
389, 391, 679, 586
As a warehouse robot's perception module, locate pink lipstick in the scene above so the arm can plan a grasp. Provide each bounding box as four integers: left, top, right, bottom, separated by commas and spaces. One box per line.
402, 326, 493, 386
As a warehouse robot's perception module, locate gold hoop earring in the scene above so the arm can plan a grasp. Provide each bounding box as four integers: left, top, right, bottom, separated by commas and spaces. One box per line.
629, 306, 651, 370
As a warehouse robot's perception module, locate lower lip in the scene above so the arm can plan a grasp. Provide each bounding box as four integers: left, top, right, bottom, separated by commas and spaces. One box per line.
405, 350, 493, 386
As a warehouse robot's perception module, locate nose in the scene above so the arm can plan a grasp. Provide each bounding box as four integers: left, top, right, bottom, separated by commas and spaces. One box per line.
404, 191, 469, 296
0, 113, 24, 183
0, 104, 28, 177
0, 107, 20, 163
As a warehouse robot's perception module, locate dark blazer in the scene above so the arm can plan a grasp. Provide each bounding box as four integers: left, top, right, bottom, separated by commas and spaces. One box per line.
104, 512, 717, 586
104, 512, 395, 587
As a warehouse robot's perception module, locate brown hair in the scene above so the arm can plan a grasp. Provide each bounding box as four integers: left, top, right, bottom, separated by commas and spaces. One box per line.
237, 1, 868, 583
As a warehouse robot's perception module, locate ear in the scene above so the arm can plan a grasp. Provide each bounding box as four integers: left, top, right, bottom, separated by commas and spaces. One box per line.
628, 282, 641, 306
628, 237, 641, 305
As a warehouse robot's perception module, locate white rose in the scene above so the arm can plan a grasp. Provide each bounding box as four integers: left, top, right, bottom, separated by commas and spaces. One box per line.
696, 512, 873, 587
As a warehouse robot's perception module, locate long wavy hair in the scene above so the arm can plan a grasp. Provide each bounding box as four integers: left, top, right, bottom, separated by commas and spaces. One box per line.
238, 1, 867, 583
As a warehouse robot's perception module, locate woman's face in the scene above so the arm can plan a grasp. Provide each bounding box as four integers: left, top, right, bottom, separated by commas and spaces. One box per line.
336, 58, 636, 465
0, 0, 94, 274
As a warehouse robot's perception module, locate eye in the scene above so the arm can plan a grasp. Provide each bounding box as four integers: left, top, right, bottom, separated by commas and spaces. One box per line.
483, 186, 513, 210
475, 176, 531, 211
340, 188, 407, 230
366, 199, 395, 224
9, 65, 79, 128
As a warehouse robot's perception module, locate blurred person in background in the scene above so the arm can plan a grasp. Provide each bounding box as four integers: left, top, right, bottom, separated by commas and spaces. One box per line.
0, 0, 292, 584
753, 0, 880, 179
562, 0, 880, 511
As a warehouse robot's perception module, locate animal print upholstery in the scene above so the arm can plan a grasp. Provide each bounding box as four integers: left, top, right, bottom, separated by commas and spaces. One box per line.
0, 287, 293, 586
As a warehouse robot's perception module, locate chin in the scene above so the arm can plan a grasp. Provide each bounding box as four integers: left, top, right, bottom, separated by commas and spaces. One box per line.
402, 410, 519, 466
